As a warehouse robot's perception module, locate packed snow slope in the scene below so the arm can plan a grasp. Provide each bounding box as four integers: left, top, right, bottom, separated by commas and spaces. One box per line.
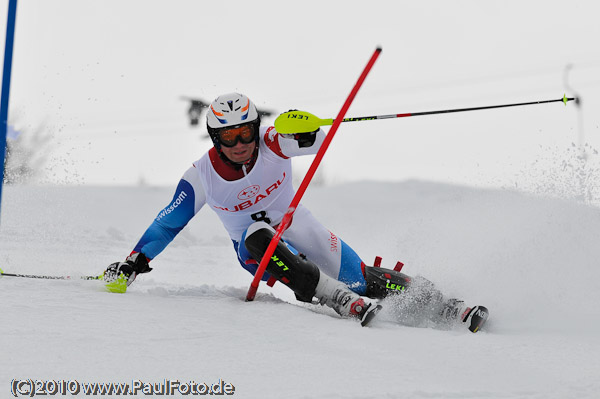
1, 181, 600, 399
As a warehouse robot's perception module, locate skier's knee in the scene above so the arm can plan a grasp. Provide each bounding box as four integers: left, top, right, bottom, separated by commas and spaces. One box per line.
244, 221, 319, 303
243, 221, 275, 259
246, 221, 275, 240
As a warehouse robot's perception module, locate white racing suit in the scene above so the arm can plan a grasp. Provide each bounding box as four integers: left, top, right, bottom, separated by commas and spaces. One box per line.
131, 126, 367, 294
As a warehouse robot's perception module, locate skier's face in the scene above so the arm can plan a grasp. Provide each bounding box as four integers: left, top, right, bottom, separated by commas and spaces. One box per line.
220, 140, 256, 163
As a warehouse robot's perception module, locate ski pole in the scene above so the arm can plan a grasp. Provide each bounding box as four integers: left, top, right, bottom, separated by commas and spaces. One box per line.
274, 95, 577, 133
246, 47, 382, 302
0, 268, 102, 281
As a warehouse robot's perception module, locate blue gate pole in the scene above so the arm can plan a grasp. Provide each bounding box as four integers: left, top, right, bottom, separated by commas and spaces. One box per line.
1, 0, 18, 225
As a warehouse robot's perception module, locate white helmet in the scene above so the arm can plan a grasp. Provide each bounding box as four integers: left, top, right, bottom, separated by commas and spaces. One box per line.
206, 93, 261, 149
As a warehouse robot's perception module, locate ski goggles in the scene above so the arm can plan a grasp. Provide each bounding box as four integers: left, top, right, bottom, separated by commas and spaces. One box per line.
217, 125, 256, 147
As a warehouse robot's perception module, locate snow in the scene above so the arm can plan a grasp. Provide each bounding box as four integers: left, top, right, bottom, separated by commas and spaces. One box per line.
1, 181, 600, 398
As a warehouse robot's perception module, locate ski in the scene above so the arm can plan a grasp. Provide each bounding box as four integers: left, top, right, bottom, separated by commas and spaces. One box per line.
361, 304, 383, 327
1, 265, 488, 331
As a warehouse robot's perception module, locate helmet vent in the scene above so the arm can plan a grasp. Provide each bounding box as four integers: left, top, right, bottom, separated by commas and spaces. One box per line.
207, 93, 259, 139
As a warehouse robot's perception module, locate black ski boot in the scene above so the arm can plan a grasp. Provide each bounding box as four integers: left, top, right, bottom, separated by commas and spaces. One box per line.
441, 299, 489, 333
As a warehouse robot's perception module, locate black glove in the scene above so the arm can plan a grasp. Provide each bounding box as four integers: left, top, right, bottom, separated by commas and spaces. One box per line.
280, 109, 319, 147
104, 252, 152, 286
293, 131, 318, 147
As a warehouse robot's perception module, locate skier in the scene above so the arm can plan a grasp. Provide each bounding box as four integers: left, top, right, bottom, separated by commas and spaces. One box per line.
105, 92, 488, 331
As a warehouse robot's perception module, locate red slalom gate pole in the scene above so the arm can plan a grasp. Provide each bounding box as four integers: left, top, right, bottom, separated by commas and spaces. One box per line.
246, 47, 382, 301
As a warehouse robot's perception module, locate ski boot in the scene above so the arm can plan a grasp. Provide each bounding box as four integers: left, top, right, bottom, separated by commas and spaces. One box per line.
314, 272, 382, 327
441, 299, 489, 333
363, 256, 489, 332
244, 222, 382, 327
